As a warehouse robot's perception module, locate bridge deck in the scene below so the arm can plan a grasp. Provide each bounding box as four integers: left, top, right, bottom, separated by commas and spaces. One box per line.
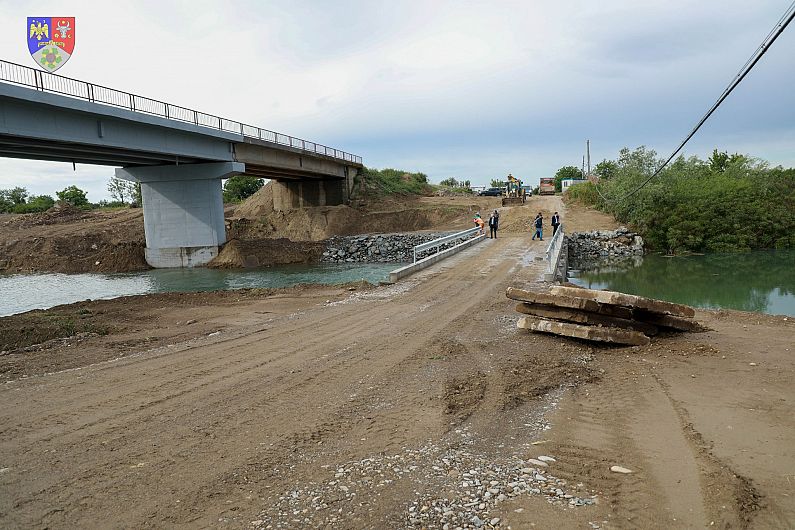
0, 59, 362, 169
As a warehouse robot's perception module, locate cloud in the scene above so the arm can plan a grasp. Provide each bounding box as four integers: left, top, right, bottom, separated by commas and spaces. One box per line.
0, 0, 793, 198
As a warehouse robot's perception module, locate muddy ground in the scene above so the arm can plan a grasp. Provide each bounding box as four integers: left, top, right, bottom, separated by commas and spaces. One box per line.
1, 196, 793, 529
0, 188, 504, 274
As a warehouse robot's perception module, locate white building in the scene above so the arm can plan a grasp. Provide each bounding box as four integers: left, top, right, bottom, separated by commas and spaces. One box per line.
561, 178, 588, 191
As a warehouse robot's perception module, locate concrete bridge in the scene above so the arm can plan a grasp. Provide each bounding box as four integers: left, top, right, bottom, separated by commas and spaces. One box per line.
0, 60, 363, 267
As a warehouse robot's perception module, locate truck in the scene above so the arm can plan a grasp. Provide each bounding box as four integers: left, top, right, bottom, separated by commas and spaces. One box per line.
539, 177, 555, 195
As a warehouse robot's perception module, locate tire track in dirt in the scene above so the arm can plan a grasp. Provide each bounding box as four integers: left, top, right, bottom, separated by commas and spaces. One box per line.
543, 359, 710, 529
648, 367, 764, 529
0, 234, 536, 528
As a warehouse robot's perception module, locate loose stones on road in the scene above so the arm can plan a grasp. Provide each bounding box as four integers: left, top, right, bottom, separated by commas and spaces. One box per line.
610, 465, 633, 474
253, 428, 596, 529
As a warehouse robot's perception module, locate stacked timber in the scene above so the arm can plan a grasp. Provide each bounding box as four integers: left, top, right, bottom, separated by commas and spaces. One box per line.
506, 285, 700, 346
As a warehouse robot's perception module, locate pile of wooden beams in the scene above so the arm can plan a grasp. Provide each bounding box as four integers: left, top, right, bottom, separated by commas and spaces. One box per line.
506, 285, 700, 346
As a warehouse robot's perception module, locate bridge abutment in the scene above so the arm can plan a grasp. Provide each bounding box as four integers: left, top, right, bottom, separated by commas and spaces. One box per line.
116, 162, 244, 268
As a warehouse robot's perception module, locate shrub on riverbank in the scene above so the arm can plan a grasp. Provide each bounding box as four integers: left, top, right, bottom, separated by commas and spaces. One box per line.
565, 147, 795, 253
362, 167, 434, 196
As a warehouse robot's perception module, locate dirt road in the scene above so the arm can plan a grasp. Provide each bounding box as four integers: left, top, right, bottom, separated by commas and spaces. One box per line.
1, 197, 793, 529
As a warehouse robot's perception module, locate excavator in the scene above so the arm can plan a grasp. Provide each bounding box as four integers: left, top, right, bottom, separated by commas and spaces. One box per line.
501, 174, 526, 206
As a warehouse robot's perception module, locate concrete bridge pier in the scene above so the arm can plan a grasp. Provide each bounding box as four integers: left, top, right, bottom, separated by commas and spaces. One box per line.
116, 162, 244, 268
271, 167, 358, 211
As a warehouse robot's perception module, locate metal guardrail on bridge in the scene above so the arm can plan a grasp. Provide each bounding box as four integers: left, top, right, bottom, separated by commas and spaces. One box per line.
544, 224, 565, 282
0, 59, 362, 165
413, 227, 481, 262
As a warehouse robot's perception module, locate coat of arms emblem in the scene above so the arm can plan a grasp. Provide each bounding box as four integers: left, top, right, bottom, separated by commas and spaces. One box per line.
27, 17, 75, 72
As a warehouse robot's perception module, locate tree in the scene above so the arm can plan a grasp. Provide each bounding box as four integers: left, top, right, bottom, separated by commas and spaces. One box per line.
132, 181, 142, 206
8, 187, 29, 205
439, 177, 459, 187
594, 160, 618, 180
617, 146, 660, 175
107, 176, 138, 204
0, 190, 13, 213
708, 149, 730, 173
0, 187, 30, 212
56, 185, 89, 207
553, 166, 582, 192
490, 179, 505, 188
13, 194, 54, 213
223, 175, 264, 203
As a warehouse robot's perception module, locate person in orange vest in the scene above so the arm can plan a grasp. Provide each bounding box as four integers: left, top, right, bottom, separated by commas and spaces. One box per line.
473, 212, 485, 235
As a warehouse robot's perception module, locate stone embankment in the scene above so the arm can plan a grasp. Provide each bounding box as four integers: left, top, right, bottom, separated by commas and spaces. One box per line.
566, 227, 644, 264
321, 232, 457, 263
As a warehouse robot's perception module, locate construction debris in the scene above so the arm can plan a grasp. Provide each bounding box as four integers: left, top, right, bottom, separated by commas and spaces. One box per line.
514, 303, 659, 335
507, 286, 701, 345
518, 316, 651, 346
548, 286, 695, 318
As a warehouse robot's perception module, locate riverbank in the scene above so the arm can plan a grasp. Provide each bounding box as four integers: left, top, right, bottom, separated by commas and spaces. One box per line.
1, 196, 793, 528
0, 193, 500, 274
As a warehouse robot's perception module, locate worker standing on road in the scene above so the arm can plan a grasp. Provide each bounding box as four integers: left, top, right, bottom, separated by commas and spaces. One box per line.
551, 211, 560, 235
532, 212, 543, 241
488, 211, 499, 239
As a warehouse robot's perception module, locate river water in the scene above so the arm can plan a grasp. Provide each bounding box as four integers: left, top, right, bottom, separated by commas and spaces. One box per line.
0, 262, 403, 317
568, 249, 795, 317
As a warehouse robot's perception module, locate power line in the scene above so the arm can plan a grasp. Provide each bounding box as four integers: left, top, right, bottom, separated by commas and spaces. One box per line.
595, 1, 795, 204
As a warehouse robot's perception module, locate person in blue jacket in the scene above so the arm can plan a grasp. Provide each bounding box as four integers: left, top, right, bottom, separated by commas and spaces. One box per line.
532, 212, 543, 241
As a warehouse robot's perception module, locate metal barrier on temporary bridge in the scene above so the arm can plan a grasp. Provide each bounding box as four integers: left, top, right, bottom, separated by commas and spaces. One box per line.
390, 227, 486, 282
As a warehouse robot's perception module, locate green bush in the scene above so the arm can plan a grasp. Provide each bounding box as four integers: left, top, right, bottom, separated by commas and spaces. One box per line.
223, 175, 264, 203
363, 167, 432, 196
11, 194, 55, 213
568, 147, 795, 253
56, 185, 90, 208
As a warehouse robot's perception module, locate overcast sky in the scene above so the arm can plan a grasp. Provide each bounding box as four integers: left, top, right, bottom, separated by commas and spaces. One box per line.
1, 0, 794, 200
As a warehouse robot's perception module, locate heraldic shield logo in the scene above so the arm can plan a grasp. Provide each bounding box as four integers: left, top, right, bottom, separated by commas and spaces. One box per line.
27, 17, 75, 72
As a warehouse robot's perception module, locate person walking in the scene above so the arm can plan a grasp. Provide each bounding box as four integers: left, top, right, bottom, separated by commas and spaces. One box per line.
532, 212, 543, 241
488, 211, 499, 239
551, 211, 560, 235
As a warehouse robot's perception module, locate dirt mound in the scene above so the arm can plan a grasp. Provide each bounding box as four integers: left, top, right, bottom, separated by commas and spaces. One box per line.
209, 238, 325, 268
28, 202, 93, 226
234, 182, 274, 218
228, 184, 496, 242
1, 236, 148, 273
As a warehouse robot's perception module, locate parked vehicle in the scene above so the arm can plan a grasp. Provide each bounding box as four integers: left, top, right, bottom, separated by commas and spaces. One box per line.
478, 187, 503, 196
539, 178, 555, 195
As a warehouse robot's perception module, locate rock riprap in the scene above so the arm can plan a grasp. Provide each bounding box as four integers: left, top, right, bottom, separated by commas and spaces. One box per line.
322, 232, 461, 263
567, 227, 644, 264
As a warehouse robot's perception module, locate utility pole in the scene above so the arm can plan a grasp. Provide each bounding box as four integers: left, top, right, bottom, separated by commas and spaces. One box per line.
581, 155, 586, 179
586, 139, 591, 176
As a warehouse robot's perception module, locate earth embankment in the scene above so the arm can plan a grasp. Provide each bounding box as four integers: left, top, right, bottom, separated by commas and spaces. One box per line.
0, 184, 503, 274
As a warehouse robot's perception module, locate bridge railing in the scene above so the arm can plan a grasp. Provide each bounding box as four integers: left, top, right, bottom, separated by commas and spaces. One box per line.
544, 224, 565, 282
0, 59, 363, 165
413, 227, 481, 263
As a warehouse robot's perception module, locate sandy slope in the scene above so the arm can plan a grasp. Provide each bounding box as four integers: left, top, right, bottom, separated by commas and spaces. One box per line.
0, 197, 792, 529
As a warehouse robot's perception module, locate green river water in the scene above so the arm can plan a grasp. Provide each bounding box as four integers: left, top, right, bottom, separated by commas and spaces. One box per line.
0, 262, 402, 317
568, 249, 795, 317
